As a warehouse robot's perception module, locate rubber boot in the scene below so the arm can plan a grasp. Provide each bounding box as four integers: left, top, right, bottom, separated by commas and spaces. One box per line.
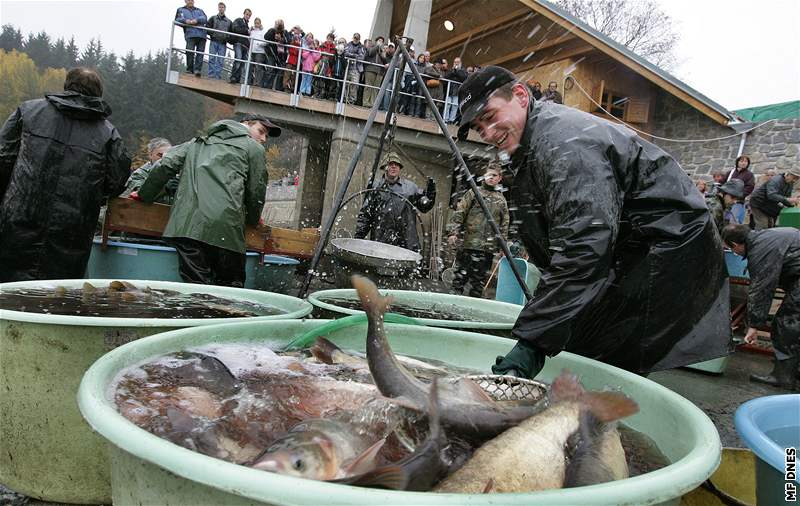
750, 357, 799, 389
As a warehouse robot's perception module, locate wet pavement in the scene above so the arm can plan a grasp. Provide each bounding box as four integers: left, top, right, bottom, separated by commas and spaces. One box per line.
651, 349, 790, 448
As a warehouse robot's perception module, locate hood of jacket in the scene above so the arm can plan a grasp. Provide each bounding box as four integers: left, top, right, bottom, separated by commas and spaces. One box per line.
45, 91, 112, 120
204, 119, 251, 140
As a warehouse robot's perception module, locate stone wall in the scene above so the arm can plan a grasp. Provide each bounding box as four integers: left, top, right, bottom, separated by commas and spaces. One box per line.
650, 92, 800, 177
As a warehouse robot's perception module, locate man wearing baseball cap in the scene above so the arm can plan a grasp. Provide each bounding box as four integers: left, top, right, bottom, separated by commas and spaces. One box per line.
137, 113, 280, 286
458, 65, 730, 378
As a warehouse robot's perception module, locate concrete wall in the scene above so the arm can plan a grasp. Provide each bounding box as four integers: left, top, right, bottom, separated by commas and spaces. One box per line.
651, 92, 800, 177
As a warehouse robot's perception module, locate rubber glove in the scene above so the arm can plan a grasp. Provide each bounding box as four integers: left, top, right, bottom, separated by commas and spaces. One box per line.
129, 191, 142, 201
491, 340, 545, 379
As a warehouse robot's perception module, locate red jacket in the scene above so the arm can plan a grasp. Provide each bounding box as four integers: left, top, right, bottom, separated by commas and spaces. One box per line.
287, 40, 300, 66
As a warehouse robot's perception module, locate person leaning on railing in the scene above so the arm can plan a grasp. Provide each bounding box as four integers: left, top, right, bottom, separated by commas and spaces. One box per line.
263, 31, 288, 91
343, 33, 366, 105
205, 2, 232, 79
314, 33, 337, 99
228, 8, 252, 84
174, 0, 208, 77
283, 29, 303, 92
362, 36, 388, 108
248, 17, 267, 86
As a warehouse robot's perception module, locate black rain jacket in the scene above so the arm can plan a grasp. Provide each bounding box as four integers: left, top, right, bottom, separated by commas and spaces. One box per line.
355, 177, 435, 252
0, 92, 131, 281
749, 174, 796, 219
507, 101, 731, 374
744, 228, 800, 354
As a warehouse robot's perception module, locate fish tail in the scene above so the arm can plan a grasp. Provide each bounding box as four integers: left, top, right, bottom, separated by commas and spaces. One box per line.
352, 275, 393, 318
563, 411, 615, 487
550, 370, 638, 423
310, 336, 341, 365
427, 378, 442, 446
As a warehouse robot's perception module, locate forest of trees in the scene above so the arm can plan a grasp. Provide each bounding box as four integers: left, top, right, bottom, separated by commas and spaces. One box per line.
0, 24, 234, 164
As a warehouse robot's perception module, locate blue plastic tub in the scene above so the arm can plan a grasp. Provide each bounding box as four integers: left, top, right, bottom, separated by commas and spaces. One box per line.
495, 257, 541, 305
87, 239, 299, 292
724, 250, 748, 279
735, 394, 800, 505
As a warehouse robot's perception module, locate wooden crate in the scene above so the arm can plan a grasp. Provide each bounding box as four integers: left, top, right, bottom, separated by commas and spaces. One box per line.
102, 198, 319, 259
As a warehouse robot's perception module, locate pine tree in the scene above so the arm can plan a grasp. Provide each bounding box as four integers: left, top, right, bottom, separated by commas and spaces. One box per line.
0, 25, 24, 52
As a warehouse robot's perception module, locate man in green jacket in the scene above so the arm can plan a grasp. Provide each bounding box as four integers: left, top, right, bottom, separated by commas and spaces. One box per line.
447, 164, 509, 297
137, 114, 280, 286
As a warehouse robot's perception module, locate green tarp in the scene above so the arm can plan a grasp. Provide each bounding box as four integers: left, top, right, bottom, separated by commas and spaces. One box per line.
734, 100, 800, 122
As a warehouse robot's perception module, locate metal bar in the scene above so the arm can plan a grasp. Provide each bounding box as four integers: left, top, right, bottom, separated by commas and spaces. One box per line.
363, 53, 406, 199
298, 48, 403, 298
166, 21, 176, 78
395, 38, 533, 301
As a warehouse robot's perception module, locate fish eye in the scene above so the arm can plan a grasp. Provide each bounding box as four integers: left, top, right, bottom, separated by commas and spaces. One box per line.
292, 458, 305, 471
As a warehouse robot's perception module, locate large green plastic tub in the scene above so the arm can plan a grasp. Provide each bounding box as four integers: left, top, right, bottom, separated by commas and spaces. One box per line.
0, 279, 312, 504
78, 320, 721, 506
778, 207, 800, 229
86, 239, 300, 293
308, 288, 522, 331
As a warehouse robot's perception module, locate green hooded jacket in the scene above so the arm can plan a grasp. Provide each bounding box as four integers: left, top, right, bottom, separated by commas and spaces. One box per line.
139, 120, 267, 253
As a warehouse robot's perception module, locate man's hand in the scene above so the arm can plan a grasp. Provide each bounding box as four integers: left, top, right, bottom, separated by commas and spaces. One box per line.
129, 191, 142, 202
788, 197, 799, 206
447, 234, 458, 247
744, 327, 758, 344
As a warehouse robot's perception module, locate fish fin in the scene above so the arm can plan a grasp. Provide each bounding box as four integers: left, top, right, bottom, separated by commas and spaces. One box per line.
482, 478, 494, 494
351, 275, 393, 317
342, 437, 386, 476
451, 377, 500, 407
583, 391, 639, 423
310, 336, 341, 365
334, 465, 407, 490
564, 411, 616, 487
549, 370, 585, 403
550, 370, 638, 423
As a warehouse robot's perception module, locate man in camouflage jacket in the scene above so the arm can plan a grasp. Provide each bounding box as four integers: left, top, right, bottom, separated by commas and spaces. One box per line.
447, 164, 509, 297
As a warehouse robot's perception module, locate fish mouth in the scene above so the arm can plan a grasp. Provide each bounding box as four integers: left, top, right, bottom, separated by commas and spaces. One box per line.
252, 459, 283, 473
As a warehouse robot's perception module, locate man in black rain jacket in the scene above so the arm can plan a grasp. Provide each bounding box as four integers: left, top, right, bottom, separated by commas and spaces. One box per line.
354, 151, 436, 252
723, 224, 800, 390
0, 68, 131, 282
457, 66, 730, 377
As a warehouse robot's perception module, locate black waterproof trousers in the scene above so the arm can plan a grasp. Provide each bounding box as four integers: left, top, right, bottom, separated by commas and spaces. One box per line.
167, 237, 246, 287
452, 249, 494, 298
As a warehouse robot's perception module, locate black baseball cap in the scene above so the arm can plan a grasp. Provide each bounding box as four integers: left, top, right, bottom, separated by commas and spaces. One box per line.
457, 65, 518, 127
240, 113, 282, 137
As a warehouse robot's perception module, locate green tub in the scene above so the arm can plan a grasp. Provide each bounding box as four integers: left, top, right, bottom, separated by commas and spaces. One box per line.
78, 320, 721, 506
308, 288, 522, 332
0, 279, 312, 504
86, 239, 300, 293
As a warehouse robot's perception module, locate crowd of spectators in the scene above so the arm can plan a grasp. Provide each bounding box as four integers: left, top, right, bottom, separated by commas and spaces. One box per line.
174, 0, 490, 123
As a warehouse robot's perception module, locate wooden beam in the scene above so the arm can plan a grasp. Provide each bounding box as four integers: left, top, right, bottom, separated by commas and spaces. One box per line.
512, 42, 593, 73
515, 0, 730, 125
430, 0, 474, 21
483, 33, 575, 67
427, 8, 531, 55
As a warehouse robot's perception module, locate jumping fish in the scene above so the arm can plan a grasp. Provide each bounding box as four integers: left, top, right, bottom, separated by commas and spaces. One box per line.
433, 372, 637, 493
351, 274, 547, 440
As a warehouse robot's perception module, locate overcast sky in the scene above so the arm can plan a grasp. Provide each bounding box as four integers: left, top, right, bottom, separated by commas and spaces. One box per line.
1, 0, 797, 111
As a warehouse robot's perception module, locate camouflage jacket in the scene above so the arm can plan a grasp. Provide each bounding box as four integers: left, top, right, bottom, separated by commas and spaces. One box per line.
448, 184, 509, 251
